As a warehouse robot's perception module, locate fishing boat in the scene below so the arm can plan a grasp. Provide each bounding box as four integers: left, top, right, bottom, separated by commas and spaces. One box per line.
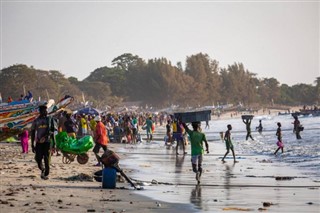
292, 108, 320, 117
0, 95, 74, 141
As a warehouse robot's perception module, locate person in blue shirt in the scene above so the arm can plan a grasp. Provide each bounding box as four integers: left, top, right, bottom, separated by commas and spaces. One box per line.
24, 90, 33, 101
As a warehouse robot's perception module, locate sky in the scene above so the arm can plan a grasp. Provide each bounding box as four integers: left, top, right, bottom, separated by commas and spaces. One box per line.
1, 0, 319, 86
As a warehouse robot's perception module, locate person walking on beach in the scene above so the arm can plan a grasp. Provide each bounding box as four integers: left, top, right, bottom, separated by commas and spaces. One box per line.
182, 122, 209, 184
144, 116, 154, 142
56, 111, 68, 156
256, 120, 263, 134
243, 118, 254, 140
80, 114, 88, 136
221, 124, 238, 163
293, 116, 302, 139
131, 116, 138, 144
165, 120, 173, 145
205, 119, 209, 129
174, 119, 186, 155
274, 122, 284, 155
93, 115, 108, 166
19, 129, 29, 154
31, 105, 56, 180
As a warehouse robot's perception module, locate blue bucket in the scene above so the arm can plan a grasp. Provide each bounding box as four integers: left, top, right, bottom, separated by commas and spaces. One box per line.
102, 167, 117, 189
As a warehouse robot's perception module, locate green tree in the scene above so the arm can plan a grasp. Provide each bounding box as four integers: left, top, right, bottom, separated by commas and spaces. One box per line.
185, 53, 222, 105
279, 84, 295, 105
111, 53, 141, 72
258, 78, 280, 105
291, 84, 315, 105
220, 63, 257, 105
85, 66, 126, 96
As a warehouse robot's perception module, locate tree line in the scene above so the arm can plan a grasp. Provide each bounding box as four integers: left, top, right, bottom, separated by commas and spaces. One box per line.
1, 53, 319, 109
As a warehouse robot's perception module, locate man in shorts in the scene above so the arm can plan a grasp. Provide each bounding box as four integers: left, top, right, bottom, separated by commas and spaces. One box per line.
221, 124, 238, 163
183, 121, 209, 184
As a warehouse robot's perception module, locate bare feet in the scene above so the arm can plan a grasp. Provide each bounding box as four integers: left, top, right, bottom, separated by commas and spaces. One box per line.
196, 172, 200, 184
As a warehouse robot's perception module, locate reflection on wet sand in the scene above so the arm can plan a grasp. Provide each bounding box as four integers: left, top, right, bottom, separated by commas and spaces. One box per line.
190, 184, 202, 210
224, 163, 235, 201
175, 154, 186, 184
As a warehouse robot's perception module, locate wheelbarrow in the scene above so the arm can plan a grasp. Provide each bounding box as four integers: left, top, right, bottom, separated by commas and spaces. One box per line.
61, 151, 89, 164
55, 132, 94, 165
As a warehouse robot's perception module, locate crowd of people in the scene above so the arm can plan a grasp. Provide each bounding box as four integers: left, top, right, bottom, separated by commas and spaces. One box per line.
4, 91, 33, 103
18, 105, 304, 183
55, 111, 172, 144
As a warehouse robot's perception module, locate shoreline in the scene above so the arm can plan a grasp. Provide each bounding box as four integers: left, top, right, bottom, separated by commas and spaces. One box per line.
1, 120, 319, 212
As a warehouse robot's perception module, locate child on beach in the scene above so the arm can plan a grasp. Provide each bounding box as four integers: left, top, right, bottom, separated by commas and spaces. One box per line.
256, 120, 263, 134
19, 129, 29, 154
221, 124, 238, 163
274, 122, 284, 155
182, 122, 209, 184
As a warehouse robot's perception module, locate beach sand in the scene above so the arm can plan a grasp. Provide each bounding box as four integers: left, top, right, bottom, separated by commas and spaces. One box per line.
1, 119, 319, 213
0, 141, 191, 213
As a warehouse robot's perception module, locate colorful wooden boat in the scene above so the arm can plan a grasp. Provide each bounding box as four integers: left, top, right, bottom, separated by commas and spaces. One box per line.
0, 95, 74, 141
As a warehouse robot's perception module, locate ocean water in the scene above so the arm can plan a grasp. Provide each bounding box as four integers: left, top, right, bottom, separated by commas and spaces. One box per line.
203, 114, 320, 181
117, 114, 320, 212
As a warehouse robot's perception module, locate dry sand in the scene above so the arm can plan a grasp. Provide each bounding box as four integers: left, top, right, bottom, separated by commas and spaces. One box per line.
0, 142, 190, 213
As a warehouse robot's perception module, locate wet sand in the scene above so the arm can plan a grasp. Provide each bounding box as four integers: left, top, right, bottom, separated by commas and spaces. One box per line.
1, 124, 319, 212
118, 130, 320, 212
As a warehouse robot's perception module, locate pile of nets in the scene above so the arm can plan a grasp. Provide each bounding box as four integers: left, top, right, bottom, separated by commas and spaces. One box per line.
55, 132, 94, 155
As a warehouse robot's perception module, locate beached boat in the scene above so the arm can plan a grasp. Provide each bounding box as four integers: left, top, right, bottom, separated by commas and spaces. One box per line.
278, 111, 291, 116
0, 100, 41, 119
292, 108, 320, 117
0, 95, 74, 141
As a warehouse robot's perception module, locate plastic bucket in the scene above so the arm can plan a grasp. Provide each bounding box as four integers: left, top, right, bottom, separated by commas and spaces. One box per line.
102, 167, 117, 189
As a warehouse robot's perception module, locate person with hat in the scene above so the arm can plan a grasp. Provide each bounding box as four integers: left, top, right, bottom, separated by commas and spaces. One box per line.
182, 121, 209, 184
31, 105, 57, 180
93, 115, 108, 166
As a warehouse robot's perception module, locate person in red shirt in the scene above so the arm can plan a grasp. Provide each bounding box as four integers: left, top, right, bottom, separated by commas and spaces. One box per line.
7, 96, 13, 103
93, 115, 108, 166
